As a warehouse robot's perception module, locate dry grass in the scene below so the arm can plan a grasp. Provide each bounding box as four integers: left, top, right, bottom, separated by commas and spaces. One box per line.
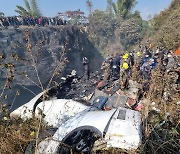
0, 118, 39, 153
137, 64, 180, 154
0, 28, 68, 154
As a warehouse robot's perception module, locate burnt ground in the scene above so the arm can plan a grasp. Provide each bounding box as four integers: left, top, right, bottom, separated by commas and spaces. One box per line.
0, 26, 103, 111
56, 71, 102, 100
49, 70, 130, 109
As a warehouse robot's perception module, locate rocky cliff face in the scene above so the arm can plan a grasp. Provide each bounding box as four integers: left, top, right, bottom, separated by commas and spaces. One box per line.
0, 26, 103, 109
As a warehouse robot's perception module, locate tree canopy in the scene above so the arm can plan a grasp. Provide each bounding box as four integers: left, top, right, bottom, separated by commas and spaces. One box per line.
15, 0, 42, 17
107, 0, 137, 19
86, 0, 93, 15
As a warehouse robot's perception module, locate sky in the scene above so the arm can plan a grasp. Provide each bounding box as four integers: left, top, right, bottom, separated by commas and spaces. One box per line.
0, 0, 172, 20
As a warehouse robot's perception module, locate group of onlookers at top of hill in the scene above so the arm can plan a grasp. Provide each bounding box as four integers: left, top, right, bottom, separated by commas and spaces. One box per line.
0, 16, 66, 27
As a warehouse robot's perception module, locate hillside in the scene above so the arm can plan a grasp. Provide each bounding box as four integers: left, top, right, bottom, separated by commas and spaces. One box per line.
152, 0, 180, 50
0, 26, 103, 110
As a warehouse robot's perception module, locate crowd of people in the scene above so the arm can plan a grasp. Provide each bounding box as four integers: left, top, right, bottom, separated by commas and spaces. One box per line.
101, 43, 179, 98
0, 16, 66, 27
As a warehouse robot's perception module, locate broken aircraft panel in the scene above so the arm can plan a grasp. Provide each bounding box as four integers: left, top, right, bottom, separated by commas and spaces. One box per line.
11, 90, 142, 153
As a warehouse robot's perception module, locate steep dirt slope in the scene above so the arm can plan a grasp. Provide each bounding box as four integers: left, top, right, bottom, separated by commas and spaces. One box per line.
0, 26, 103, 109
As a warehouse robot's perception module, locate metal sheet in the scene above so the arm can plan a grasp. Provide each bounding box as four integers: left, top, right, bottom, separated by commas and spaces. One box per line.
43, 109, 116, 153
105, 107, 141, 150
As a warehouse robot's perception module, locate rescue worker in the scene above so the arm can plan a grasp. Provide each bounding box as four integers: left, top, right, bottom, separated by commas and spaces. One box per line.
149, 43, 153, 51
119, 53, 130, 90
101, 55, 113, 81
111, 53, 121, 81
134, 51, 142, 66
166, 52, 176, 72
131, 51, 142, 81
142, 54, 150, 64
82, 56, 89, 80
141, 59, 152, 79
149, 58, 157, 69
129, 51, 134, 67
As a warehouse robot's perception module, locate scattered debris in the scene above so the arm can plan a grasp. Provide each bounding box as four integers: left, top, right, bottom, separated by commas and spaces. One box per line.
11, 72, 143, 153
11, 93, 142, 153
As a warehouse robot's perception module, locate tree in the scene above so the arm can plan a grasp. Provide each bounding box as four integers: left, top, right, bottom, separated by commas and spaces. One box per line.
88, 10, 117, 54
86, 0, 93, 15
15, 0, 42, 17
106, 0, 114, 16
108, 0, 137, 19
30, 0, 41, 17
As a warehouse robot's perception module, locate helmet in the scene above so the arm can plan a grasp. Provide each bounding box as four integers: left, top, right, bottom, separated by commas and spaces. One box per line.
122, 53, 129, 59
136, 51, 141, 56
122, 63, 129, 69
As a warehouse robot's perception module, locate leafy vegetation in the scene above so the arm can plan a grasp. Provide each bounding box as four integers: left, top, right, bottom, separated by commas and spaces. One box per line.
86, 0, 93, 15
88, 10, 117, 54
15, 0, 42, 17
107, 0, 137, 19
88, 0, 145, 56
152, 0, 180, 50
88, 0, 179, 55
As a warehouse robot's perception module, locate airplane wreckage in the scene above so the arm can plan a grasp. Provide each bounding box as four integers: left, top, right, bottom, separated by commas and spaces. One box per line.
11, 71, 142, 154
